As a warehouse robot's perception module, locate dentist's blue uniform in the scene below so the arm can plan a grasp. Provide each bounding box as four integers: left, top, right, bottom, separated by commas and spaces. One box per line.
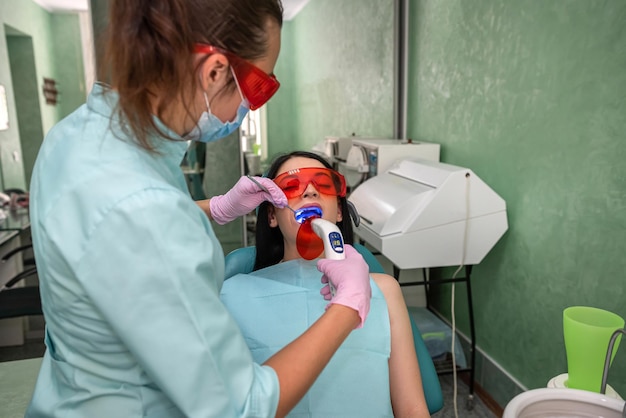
25, 84, 279, 417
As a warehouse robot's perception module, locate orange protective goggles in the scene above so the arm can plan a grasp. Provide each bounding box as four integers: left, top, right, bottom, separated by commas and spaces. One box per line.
273, 167, 347, 199
194, 44, 280, 110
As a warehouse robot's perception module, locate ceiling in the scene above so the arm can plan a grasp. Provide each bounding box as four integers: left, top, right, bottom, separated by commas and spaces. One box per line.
32, 0, 311, 20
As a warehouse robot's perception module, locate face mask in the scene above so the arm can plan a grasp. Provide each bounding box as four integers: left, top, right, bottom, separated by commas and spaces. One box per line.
186, 92, 249, 143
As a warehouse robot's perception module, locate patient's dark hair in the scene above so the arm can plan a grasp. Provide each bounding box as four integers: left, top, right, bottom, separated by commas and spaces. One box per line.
254, 151, 354, 270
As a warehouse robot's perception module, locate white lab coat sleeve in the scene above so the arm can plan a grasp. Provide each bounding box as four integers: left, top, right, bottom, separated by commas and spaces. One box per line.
74, 187, 279, 417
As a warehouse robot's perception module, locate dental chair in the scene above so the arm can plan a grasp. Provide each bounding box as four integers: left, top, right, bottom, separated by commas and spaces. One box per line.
0, 244, 41, 320
224, 243, 444, 414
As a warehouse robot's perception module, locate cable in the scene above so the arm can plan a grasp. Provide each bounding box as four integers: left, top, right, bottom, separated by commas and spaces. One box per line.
450, 172, 471, 418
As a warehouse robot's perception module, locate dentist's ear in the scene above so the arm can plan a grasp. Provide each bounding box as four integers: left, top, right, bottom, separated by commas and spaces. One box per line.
199, 52, 229, 91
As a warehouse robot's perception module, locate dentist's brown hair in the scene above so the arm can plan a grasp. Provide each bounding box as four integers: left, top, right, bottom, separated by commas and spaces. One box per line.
101, 0, 283, 151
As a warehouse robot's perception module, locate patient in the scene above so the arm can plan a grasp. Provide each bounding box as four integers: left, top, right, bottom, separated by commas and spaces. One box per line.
220, 151, 430, 418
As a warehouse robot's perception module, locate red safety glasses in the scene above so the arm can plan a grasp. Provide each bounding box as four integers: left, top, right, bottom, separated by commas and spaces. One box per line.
273, 167, 347, 199
194, 44, 280, 110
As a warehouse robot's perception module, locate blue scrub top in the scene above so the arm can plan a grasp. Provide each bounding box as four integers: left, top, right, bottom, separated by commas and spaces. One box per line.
25, 84, 279, 418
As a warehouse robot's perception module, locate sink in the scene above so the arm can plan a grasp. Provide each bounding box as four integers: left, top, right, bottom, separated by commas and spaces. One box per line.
503, 388, 626, 418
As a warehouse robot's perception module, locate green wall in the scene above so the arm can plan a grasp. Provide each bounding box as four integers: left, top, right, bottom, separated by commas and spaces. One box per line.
267, 0, 395, 159
90, 0, 109, 82
5, 32, 44, 191
408, 0, 626, 396
269, 0, 626, 402
0, 0, 85, 189
50, 14, 86, 127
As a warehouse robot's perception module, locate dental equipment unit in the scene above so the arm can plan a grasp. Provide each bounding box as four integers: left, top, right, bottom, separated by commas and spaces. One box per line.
321, 137, 441, 189
310, 218, 345, 261
310, 218, 345, 296
349, 158, 508, 269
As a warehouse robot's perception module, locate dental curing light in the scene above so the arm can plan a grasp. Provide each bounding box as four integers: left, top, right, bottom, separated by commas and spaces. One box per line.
294, 207, 322, 224
310, 218, 345, 260
310, 218, 345, 296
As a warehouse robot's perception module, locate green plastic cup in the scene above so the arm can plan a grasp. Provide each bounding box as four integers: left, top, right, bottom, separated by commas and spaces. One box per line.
563, 306, 624, 393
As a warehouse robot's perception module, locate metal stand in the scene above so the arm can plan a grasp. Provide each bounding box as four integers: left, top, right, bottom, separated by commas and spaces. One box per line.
394, 264, 476, 409
601, 328, 626, 395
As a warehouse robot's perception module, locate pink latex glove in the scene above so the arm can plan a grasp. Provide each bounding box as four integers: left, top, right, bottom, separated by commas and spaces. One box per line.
317, 245, 372, 328
209, 176, 288, 225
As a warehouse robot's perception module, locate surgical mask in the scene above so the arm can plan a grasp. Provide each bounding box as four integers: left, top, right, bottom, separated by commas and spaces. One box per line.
186, 92, 249, 143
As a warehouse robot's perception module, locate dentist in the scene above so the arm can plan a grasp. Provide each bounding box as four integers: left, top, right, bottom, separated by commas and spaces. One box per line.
25, 0, 371, 417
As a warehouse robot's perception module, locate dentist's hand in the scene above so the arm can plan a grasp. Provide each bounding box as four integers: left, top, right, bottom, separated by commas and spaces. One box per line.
317, 245, 372, 328
209, 176, 288, 225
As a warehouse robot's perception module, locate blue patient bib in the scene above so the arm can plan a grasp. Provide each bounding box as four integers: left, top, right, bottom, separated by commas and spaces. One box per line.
221, 259, 393, 418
